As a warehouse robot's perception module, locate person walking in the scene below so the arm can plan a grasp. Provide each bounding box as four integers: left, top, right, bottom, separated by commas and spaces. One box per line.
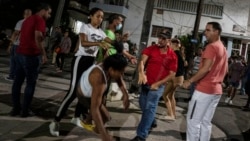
55, 30, 71, 72
225, 55, 245, 105
160, 38, 185, 121
49, 7, 112, 137
131, 31, 177, 141
10, 3, 51, 117
5, 9, 32, 81
183, 22, 228, 141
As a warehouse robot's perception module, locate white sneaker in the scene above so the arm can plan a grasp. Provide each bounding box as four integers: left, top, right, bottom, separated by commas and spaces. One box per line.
229, 100, 233, 105
225, 97, 230, 103
71, 117, 84, 128
49, 121, 59, 137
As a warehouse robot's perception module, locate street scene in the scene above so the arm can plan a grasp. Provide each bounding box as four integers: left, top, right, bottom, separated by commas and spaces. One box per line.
0, 48, 249, 140
1, 0, 250, 141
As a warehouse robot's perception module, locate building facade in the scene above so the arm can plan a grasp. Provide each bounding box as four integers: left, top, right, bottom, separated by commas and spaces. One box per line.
148, 0, 250, 60
67, 0, 250, 60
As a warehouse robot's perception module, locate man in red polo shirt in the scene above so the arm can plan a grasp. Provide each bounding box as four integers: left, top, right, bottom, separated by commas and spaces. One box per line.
11, 3, 52, 117
131, 31, 177, 141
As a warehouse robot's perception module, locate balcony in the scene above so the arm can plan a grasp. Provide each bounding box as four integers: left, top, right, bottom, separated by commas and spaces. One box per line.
89, 0, 129, 17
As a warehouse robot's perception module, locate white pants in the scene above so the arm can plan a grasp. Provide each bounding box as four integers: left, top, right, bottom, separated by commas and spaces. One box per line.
186, 90, 221, 141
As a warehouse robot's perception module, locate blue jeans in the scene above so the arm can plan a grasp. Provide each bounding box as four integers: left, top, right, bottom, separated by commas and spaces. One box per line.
9, 45, 18, 78
12, 54, 41, 113
136, 84, 165, 139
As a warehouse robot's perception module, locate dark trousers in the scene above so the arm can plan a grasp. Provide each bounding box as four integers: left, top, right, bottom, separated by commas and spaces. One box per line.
11, 54, 41, 113
56, 53, 65, 70
9, 45, 18, 78
54, 55, 95, 122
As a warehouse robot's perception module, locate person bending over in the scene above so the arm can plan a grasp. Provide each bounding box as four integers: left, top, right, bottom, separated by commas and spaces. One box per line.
77, 54, 130, 141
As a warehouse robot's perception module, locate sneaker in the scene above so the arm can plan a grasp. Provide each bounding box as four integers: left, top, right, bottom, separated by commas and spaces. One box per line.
80, 121, 95, 131
229, 100, 233, 105
224, 97, 230, 103
49, 121, 59, 137
5, 76, 14, 81
71, 117, 84, 128
130, 136, 145, 141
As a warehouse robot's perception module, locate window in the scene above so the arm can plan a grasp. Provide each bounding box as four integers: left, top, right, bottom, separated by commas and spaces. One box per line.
151, 25, 173, 37
155, 0, 223, 18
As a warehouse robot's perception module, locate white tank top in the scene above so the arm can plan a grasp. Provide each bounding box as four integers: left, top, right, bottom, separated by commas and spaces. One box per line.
79, 65, 107, 97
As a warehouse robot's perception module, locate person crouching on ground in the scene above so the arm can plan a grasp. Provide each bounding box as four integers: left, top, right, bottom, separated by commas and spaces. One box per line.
77, 54, 130, 141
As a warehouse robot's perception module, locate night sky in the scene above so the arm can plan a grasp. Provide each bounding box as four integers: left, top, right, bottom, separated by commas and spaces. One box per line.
0, 0, 64, 29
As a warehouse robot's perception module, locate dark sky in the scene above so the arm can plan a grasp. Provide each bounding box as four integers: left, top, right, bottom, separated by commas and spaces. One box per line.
0, 0, 62, 29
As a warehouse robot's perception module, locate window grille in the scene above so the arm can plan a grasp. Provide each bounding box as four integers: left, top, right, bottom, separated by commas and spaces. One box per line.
155, 0, 223, 18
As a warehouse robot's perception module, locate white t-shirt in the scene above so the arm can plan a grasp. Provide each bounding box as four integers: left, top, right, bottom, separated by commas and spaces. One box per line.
75, 23, 107, 57
13, 19, 24, 45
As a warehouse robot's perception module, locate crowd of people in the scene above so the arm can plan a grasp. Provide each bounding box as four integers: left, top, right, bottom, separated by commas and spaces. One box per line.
3, 3, 250, 141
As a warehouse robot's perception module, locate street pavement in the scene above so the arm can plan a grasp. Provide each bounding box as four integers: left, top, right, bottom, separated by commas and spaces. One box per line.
0, 48, 249, 141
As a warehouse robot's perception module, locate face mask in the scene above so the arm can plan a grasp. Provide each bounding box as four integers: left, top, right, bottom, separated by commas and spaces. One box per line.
116, 23, 122, 30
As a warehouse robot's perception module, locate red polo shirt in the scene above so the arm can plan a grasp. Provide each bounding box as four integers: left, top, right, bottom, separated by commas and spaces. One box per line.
17, 14, 46, 56
143, 45, 177, 85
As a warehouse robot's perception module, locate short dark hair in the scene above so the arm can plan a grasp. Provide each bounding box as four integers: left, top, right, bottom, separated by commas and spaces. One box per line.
207, 22, 222, 35
103, 54, 128, 72
36, 3, 51, 12
108, 14, 122, 24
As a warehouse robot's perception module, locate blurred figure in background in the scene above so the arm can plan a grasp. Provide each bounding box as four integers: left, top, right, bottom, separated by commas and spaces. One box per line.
5, 9, 32, 81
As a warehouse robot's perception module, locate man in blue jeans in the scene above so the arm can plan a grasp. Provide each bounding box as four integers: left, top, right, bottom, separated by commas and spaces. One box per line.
10, 3, 51, 117
5, 9, 32, 81
131, 31, 177, 141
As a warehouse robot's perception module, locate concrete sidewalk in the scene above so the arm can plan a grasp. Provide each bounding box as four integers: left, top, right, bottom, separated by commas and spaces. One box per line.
0, 49, 227, 140
0, 77, 226, 141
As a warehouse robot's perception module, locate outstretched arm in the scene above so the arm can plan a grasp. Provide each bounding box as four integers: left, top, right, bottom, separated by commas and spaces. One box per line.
89, 68, 112, 141
116, 76, 130, 110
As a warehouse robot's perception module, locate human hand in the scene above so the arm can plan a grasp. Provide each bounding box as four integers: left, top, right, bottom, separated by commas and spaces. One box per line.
138, 73, 147, 85
99, 41, 110, 50
150, 83, 159, 90
130, 57, 137, 65
182, 80, 191, 89
122, 94, 130, 110
42, 55, 48, 64
6, 44, 12, 54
